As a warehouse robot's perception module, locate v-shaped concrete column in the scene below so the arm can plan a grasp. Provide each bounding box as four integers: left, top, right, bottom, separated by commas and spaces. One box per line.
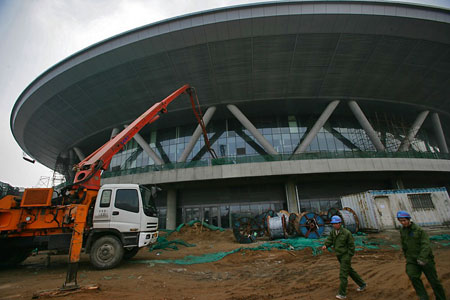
73, 147, 85, 161
124, 125, 164, 165
431, 113, 449, 154
294, 100, 340, 154
110, 127, 120, 140
226, 104, 278, 155
398, 110, 429, 152
348, 101, 385, 151
178, 106, 216, 162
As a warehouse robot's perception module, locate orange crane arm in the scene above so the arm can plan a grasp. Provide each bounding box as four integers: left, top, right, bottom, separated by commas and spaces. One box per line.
71, 84, 214, 191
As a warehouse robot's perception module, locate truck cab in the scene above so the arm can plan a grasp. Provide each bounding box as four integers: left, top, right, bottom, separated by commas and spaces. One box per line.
87, 184, 158, 269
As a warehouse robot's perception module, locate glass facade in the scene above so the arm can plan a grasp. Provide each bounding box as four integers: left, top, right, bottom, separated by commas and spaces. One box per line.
108, 112, 441, 172
176, 202, 285, 228
299, 198, 342, 213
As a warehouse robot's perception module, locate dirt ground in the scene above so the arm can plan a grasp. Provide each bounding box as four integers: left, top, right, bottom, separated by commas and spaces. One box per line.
1, 226, 449, 300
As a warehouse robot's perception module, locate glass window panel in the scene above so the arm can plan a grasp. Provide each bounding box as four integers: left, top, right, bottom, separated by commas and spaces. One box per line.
288, 116, 298, 133
317, 133, 328, 151
115, 189, 139, 213
220, 206, 230, 228
100, 190, 112, 207
309, 138, 320, 152
310, 200, 321, 213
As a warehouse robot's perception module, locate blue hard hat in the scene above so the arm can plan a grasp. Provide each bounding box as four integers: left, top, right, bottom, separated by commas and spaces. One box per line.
330, 215, 342, 224
396, 211, 411, 219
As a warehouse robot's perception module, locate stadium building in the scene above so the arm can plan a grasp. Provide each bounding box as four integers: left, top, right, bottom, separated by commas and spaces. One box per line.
11, 1, 450, 229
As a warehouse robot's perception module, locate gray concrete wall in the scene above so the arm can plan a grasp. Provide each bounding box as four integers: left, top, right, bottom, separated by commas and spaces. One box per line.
102, 158, 450, 185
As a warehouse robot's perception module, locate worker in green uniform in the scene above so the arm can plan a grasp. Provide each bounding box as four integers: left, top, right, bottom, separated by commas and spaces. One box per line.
397, 211, 447, 300
322, 215, 366, 299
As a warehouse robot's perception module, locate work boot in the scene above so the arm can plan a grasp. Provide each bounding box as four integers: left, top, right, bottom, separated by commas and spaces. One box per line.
336, 295, 347, 299
356, 283, 367, 292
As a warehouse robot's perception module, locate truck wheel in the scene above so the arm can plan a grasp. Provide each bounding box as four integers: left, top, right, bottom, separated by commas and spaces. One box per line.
90, 236, 124, 270
123, 247, 140, 260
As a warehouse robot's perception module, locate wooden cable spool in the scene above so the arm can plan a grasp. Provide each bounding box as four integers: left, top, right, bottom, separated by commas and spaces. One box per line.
267, 214, 287, 240
298, 212, 325, 239
341, 207, 360, 233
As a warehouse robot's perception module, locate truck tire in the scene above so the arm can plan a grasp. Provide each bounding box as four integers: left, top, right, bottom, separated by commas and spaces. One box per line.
90, 235, 124, 270
123, 247, 140, 260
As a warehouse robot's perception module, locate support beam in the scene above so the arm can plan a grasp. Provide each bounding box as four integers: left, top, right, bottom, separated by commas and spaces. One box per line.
431, 113, 449, 154
73, 147, 85, 161
110, 128, 120, 140
391, 177, 405, 189
348, 101, 385, 151
323, 123, 360, 151
226, 104, 278, 155
294, 100, 340, 154
285, 180, 300, 213
124, 125, 164, 165
166, 189, 177, 230
178, 106, 216, 162
191, 130, 223, 161
68, 149, 74, 165
398, 110, 429, 152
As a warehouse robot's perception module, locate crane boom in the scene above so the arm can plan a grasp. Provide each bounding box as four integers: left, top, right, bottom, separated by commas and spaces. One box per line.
70, 84, 215, 192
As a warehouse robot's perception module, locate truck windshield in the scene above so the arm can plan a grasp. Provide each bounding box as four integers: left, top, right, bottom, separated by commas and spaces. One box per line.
139, 186, 158, 217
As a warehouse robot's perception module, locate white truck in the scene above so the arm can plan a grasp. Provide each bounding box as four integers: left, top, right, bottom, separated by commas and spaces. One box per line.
88, 184, 159, 269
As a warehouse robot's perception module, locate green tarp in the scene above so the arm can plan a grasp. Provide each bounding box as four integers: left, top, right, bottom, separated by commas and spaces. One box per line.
430, 234, 450, 246
139, 225, 449, 266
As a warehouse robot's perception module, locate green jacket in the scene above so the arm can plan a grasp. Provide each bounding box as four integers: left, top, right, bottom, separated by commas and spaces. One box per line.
400, 222, 434, 264
324, 227, 355, 257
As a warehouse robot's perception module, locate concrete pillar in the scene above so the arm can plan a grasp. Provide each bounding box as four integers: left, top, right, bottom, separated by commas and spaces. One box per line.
110, 128, 120, 140
226, 104, 278, 155
398, 110, 429, 152
294, 100, 340, 154
178, 106, 217, 162
68, 149, 74, 164
348, 101, 385, 151
285, 180, 300, 213
124, 125, 164, 165
166, 189, 177, 230
73, 147, 85, 161
431, 113, 449, 154
391, 177, 405, 189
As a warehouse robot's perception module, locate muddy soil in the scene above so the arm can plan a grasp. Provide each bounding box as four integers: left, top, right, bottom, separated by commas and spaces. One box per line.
1, 226, 449, 300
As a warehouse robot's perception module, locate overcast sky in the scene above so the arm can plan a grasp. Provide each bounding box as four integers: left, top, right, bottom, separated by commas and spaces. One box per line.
0, 0, 449, 188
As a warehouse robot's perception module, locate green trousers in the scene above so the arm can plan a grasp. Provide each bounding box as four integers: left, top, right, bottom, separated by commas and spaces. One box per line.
406, 261, 447, 300
337, 254, 365, 296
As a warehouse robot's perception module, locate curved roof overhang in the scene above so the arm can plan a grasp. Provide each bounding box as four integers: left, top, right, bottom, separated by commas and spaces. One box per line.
10, 0, 450, 169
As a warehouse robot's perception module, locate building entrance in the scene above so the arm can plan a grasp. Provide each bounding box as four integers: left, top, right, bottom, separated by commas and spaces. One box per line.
181, 201, 284, 228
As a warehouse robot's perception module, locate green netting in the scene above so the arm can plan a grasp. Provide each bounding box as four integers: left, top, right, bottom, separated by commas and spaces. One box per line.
139, 232, 450, 266
176, 220, 224, 232
258, 238, 324, 255
136, 235, 401, 266
430, 234, 450, 246
430, 234, 450, 241
149, 236, 196, 251
149, 221, 225, 251
134, 250, 241, 265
